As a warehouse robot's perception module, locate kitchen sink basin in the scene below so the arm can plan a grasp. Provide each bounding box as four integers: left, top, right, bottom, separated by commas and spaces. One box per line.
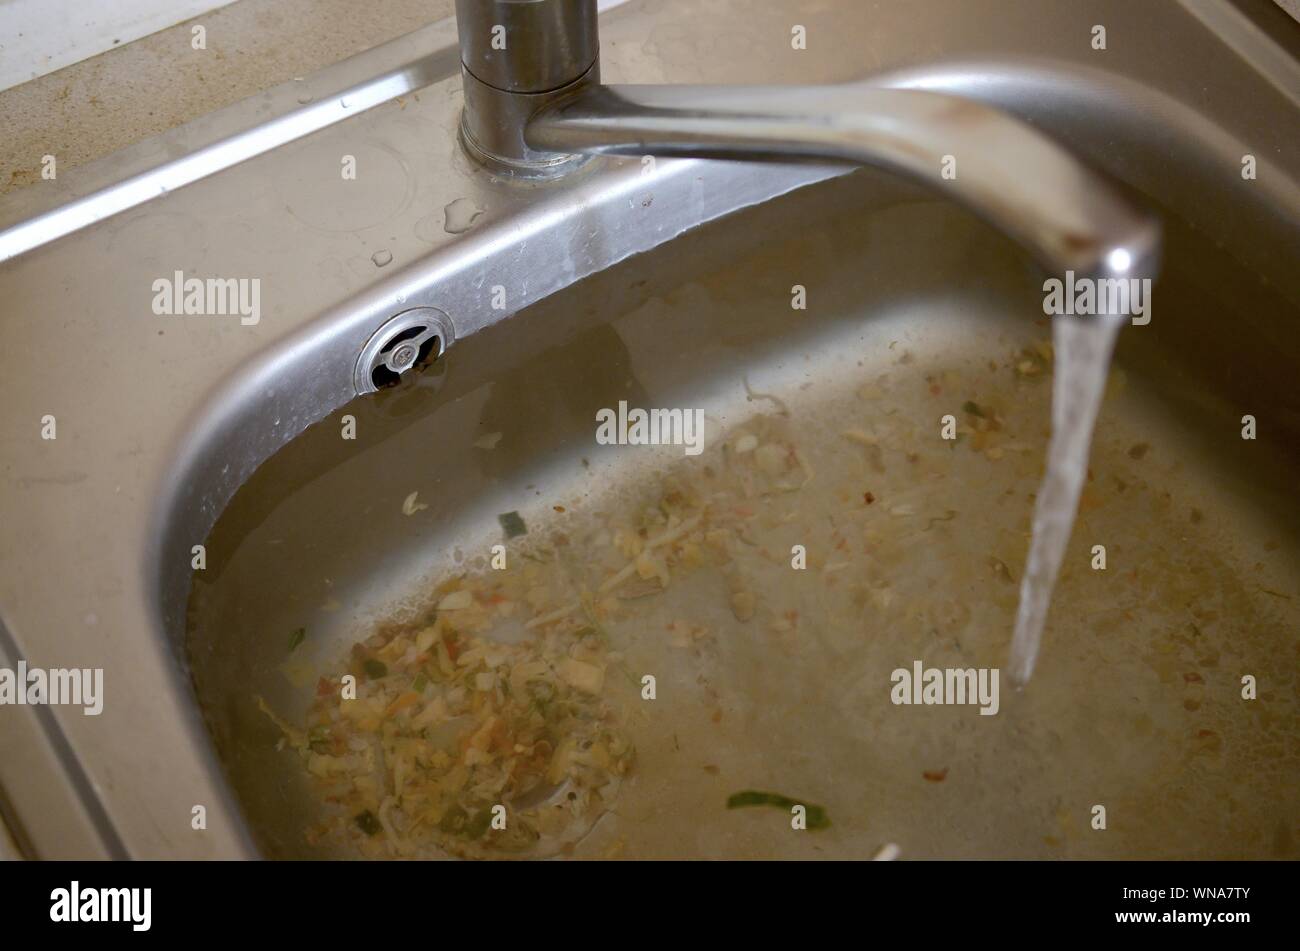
190, 170, 1300, 859
0, 0, 1296, 859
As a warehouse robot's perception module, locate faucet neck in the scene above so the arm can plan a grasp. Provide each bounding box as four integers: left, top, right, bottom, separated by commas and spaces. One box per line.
455, 0, 599, 94
456, 0, 602, 174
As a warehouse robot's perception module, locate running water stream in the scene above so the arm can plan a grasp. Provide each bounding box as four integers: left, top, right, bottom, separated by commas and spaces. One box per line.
1008, 313, 1126, 687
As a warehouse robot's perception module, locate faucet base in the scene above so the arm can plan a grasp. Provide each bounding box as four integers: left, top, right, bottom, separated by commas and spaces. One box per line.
459, 64, 598, 180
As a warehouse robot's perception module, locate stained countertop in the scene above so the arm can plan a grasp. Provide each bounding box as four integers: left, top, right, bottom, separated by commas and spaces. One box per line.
0, 0, 454, 196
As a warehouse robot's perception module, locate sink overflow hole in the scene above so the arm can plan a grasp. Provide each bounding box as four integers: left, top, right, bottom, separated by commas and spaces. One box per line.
371, 326, 441, 390
354, 308, 455, 396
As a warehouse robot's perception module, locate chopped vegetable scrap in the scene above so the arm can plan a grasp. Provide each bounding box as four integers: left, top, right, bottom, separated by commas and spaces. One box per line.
402, 491, 429, 516
726, 790, 831, 830
498, 510, 528, 539
279, 572, 637, 858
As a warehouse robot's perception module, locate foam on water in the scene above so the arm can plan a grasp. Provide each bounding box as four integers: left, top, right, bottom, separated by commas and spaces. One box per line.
1008, 313, 1124, 687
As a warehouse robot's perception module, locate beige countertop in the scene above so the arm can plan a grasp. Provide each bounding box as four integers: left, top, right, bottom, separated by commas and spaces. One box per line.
1, 0, 453, 195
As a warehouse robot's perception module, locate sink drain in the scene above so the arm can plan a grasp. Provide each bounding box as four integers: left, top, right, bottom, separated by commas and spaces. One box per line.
354, 307, 454, 395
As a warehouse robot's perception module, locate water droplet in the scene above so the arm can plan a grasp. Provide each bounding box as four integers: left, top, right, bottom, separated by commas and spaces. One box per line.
293, 78, 313, 104
371, 249, 393, 268
443, 197, 484, 234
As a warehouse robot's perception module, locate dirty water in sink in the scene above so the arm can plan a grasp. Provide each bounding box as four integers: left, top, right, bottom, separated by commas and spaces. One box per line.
243, 339, 1295, 860
188, 197, 1297, 860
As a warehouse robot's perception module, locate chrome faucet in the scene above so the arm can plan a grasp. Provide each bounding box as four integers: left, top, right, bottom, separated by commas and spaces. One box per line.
455, 0, 1160, 283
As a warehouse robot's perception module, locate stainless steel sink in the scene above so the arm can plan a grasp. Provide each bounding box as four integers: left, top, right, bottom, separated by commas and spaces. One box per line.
1, 0, 1297, 859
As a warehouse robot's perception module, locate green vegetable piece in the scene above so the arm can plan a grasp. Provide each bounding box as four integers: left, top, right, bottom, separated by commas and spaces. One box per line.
363, 659, 388, 679
288, 627, 306, 652
354, 811, 382, 836
498, 511, 528, 539
438, 805, 468, 834
465, 807, 493, 839
412, 673, 429, 694
962, 400, 987, 418
726, 790, 831, 830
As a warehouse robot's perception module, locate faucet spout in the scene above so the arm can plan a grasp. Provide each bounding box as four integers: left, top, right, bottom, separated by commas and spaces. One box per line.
525, 83, 1160, 282
454, 0, 1158, 282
